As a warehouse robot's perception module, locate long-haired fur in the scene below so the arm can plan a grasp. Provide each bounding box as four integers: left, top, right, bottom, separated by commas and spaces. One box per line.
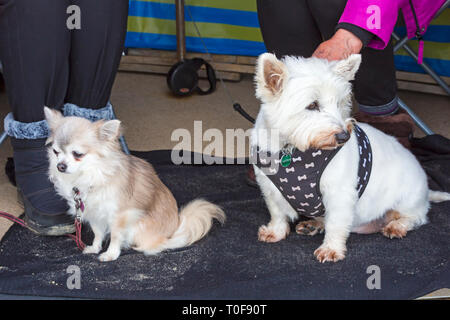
44, 107, 225, 261
251, 53, 449, 263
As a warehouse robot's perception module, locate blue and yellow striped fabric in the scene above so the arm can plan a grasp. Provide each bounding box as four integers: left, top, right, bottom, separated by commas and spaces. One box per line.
125, 0, 266, 56
394, 8, 450, 77
125, 1, 450, 77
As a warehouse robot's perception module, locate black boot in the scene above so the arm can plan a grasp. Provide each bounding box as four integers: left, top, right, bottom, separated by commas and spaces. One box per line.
11, 138, 75, 235
5, 113, 75, 236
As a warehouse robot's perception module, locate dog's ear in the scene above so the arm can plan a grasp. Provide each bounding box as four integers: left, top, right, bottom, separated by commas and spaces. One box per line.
255, 53, 288, 102
332, 54, 361, 81
45, 135, 54, 147
44, 106, 63, 131
98, 119, 121, 141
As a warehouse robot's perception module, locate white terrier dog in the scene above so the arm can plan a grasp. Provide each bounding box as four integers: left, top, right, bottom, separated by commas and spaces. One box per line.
251, 53, 450, 263
44, 107, 225, 262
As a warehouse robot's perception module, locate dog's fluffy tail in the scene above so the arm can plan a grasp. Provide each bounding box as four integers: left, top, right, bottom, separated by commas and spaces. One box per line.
163, 199, 225, 250
429, 190, 450, 203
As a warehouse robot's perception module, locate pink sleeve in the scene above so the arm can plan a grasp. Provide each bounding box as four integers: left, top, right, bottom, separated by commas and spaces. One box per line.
338, 0, 402, 50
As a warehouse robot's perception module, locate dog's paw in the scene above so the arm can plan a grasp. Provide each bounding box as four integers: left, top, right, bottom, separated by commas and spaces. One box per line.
98, 251, 120, 262
82, 245, 101, 255
258, 224, 288, 243
382, 220, 408, 239
296, 220, 324, 236
314, 245, 346, 263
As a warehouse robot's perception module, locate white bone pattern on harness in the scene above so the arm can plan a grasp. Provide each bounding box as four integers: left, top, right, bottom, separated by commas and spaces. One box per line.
254, 124, 372, 218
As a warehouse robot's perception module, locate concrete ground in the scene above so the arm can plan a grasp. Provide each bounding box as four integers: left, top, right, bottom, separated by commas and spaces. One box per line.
0, 71, 449, 298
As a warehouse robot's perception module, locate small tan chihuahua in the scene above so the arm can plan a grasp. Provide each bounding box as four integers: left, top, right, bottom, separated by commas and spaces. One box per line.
45, 107, 225, 262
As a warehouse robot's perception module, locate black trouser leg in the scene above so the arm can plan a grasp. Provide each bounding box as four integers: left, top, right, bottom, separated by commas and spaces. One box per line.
256, 0, 398, 114
0, 0, 70, 123
0, 1, 73, 233
0, 0, 128, 233
353, 40, 398, 113
256, 0, 322, 58
65, 0, 129, 109
0, 0, 129, 118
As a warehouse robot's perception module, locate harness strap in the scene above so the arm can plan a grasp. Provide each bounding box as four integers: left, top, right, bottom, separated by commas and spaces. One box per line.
254, 124, 372, 217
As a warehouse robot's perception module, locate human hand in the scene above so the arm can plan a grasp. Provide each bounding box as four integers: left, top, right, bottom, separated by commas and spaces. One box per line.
312, 29, 363, 61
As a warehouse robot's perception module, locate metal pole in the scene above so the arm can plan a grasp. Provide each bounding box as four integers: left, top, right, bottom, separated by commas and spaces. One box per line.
436, 0, 450, 17
392, 33, 450, 95
175, 0, 186, 61
0, 131, 7, 147
392, 0, 450, 94
393, 36, 409, 53
397, 98, 434, 135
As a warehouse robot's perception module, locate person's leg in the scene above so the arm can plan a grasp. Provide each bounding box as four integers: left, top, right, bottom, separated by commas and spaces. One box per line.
64, 0, 128, 118
0, 0, 74, 234
256, 0, 322, 59
0, 0, 74, 235
351, 38, 414, 147
354, 41, 398, 115
307, 0, 413, 146
306, 0, 347, 41
260, 0, 399, 117
307, 0, 398, 114
0, 0, 70, 122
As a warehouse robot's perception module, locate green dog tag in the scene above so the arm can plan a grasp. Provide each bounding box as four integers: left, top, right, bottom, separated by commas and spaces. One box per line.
281, 154, 291, 167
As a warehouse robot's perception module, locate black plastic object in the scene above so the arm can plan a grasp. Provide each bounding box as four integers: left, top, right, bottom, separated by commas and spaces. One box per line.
167, 57, 216, 96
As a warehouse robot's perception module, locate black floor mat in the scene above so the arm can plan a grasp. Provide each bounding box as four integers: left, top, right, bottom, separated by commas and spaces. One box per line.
0, 140, 449, 299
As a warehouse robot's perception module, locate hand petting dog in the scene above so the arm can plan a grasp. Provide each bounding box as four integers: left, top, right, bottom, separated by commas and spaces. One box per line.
313, 29, 363, 61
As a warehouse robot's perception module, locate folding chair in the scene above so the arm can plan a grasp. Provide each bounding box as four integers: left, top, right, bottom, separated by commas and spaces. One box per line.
393, 0, 450, 135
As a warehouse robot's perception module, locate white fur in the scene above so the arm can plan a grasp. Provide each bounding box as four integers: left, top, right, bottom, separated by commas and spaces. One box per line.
44, 107, 225, 262
45, 113, 134, 261
251, 53, 448, 262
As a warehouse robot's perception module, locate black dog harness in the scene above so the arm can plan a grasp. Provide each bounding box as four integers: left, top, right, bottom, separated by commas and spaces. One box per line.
254, 125, 372, 218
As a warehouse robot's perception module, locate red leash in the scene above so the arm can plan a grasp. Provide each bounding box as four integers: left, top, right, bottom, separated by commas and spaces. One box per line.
0, 210, 27, 228
0, 210, 85, 251
71, 219, 86, 251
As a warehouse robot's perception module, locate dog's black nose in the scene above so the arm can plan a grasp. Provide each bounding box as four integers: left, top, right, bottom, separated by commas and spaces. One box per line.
57, 162, 67, 173
335, 131, 350, 144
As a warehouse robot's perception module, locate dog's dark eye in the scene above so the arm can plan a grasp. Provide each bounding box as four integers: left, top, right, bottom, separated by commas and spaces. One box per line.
53, 149, 59, 156
306, 101, 320, 111
72, 151, 85, 159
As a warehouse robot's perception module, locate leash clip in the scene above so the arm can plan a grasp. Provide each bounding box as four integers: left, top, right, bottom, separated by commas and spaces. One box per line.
72, 187, 85, 221
71, 187, 86, 250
